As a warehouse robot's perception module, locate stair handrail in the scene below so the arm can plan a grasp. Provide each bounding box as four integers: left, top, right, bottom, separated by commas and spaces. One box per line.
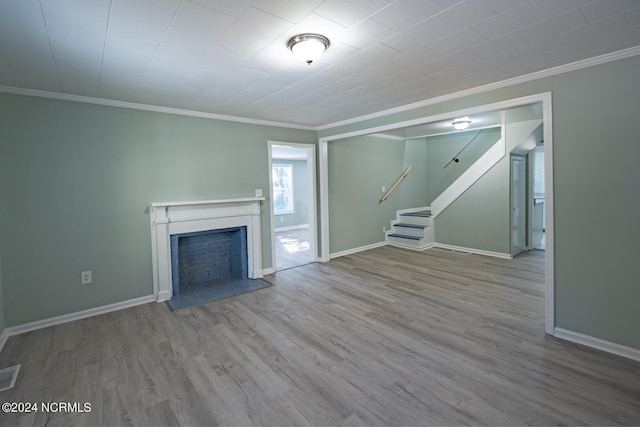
443, 129, 484, 168
379, 166, 412, 204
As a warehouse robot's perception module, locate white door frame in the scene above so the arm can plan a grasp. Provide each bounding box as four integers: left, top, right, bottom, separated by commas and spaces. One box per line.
268, 141, 318, 272
318, 92, 555, 335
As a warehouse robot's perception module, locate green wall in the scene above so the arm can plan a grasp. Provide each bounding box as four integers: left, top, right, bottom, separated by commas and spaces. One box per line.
321, 54, 640, 350
424, 127, 501, 203
0, 94, 316, 327
433, 121, 540, 254
328, 135, 425, 254
399, 138, 428, 208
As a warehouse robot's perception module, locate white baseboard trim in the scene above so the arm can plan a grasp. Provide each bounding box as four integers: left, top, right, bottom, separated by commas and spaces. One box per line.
433, 243, 513, 259
329, 241, 512, 260
554, 328, 640, 363
0, 295, 155, 352
157, 290, 172, 303
262, 267, 276, 275
330, 241, 387, 259
387, 242, 435, 251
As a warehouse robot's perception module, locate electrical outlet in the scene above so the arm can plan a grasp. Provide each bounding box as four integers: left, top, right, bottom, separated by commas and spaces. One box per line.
382, 186, 386, 193
383, 226, 386, 233
255, 189, 263, 197
81, 270, 92, 285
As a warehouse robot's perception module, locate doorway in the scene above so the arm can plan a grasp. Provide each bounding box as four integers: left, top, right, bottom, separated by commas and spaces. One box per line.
268, 141, 317, 271
319, 93, 554, 334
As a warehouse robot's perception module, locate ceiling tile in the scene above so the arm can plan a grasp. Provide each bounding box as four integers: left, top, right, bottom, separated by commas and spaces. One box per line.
370, 0, 445, 31
2, 0, 640, 126
169, 1, 235, 41
542, 37, 603, 64
473, 3, 543, 39
251, 0, 324, 23
315, 0, 392, 28
209, 32, 266, 59
387, 45, 440, 68
498, 52, 549, 75
106, 23, 165, 53
530, 0, 592, 18
427, 27, 488, 55
351, 43, 402, 66
597, 25, 640, 50
507, 35, 567, 60
560, 13, 628, 44
184, 64, 230, 83
341, 18, 396, 50
226, 6, 293, 43
625, 7, 640, 26
103, 41, 154, 67
481, 0, 529, 14
110, 0, 176, 34
190, 0, 252, 18
425, 0, 496, 37
579, 0, 640, 23
381, 24, 443, 53
0, 1, 49, 47
470, 32, 529, 58
517, 8, 588, 42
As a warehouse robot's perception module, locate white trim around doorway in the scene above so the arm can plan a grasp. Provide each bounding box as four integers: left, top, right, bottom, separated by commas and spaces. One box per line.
268, 141, 319, 272
318, 92, 555, 336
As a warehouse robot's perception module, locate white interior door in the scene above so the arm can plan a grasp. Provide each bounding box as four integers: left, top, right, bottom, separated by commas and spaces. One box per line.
532, 145, 546, 250
511, 155, 526, 256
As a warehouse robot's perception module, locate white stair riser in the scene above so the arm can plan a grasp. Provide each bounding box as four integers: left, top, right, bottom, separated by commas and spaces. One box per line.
386, 208, 434, 248
387, 235, 426, 247
391, 226, 427, 238
396, 215, 430, 226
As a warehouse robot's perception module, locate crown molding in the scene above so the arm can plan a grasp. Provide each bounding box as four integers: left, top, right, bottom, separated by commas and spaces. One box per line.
2, 45, 639, 133
0, 85, 316, 131
317, 45, 640, 131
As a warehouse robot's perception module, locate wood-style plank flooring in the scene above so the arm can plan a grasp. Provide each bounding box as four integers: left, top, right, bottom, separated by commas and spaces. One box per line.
0, 246, 639, 426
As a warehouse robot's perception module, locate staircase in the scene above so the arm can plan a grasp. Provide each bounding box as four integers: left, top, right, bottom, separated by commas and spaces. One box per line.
386, 208, 434, 250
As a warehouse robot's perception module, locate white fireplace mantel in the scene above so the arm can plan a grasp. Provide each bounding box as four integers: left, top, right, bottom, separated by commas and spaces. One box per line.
149, 197, 265, 302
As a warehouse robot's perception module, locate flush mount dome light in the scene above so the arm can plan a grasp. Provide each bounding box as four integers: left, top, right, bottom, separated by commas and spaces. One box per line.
287, 33, 330, 65
452, 117, 472, 130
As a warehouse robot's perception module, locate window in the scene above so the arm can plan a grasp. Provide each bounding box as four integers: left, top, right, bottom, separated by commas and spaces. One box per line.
273, 164, 294, 215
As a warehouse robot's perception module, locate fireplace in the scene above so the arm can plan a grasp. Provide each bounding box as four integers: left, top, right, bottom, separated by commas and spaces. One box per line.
149, 198, 264, 302
170, 227, 247, 296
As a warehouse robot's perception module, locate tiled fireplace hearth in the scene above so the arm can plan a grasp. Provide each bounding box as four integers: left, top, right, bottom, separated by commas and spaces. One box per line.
149, 198, 264, 302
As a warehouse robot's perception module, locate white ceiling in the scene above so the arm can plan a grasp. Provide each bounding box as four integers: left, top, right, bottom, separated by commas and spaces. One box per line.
1, 0, 639, 127
372, 101, 543, 139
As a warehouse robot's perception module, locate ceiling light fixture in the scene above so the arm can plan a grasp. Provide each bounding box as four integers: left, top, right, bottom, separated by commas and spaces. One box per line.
452, 117, 472, 130
287, 33, 330, 65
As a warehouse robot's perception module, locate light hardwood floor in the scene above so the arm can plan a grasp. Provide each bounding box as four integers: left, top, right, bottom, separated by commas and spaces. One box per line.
0, 246, 639, 426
